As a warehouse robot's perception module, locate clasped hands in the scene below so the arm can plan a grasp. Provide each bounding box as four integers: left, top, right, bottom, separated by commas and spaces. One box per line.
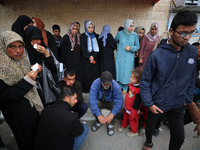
97, 113, 114, 125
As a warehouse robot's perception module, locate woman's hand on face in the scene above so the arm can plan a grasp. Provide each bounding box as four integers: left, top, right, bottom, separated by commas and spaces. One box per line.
125, 46, 131, 51
139, 58, 143, 65
89, 56, 94, 64
36, 45, 50, 58
27, 71, 38, 80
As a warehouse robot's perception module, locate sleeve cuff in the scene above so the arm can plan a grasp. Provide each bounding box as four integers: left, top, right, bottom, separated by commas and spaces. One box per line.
24, 75, 37, 85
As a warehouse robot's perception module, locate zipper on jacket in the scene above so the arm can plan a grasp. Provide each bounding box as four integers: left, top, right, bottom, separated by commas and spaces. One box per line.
177, 53, 180, 58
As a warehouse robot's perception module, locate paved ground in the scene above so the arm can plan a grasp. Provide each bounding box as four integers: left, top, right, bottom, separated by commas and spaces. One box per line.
0, 93, 200, 150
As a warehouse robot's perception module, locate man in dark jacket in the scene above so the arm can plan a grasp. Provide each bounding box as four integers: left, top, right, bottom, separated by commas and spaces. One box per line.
34, 87, 89, 150
140, 11, 198, 150
57, 69, 88, 118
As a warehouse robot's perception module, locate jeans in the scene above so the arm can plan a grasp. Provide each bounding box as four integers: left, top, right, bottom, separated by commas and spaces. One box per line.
73, 124, 89, 150
72, 102, 88, 119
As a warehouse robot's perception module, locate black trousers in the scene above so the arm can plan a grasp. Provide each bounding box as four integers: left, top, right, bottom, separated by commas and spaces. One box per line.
145, 106, 185, 150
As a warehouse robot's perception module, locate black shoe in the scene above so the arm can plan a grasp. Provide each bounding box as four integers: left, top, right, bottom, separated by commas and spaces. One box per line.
153, 128, 159, 137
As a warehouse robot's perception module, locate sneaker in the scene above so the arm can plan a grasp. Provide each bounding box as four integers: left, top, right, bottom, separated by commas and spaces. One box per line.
107, 124, 115, 136
117, 126, 125, 133
127, 131, 138, 137
139, 127, 145, 136
91, 123, 101, 132
153, 128, 159, 137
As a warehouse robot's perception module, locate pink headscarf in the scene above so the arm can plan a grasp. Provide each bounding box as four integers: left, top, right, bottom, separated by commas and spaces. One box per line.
145, 23, 159, 42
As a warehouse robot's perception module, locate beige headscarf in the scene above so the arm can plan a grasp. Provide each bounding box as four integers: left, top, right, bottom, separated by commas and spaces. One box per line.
0, 31, 44, 112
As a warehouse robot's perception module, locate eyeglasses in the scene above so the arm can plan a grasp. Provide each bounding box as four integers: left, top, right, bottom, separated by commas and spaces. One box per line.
175, 29, 198, 37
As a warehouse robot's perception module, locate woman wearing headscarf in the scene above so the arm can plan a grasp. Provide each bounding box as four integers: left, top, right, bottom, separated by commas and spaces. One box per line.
115, 19, 140, 94
0, 31, 43, 150
23, 26, 58, 105
134, 26, 146, 67
32, 17, 58, 59
98, 25, 117, 79
11, 15, 33, 37
81, 20, 100, 92
138, 23, 159, 70
61, 22, 82, 83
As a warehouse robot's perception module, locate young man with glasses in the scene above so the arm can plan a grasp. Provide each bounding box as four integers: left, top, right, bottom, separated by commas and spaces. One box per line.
140, 11, 198, 150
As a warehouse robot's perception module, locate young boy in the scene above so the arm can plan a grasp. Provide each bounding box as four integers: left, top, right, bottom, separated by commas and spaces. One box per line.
118, 68, 143, 137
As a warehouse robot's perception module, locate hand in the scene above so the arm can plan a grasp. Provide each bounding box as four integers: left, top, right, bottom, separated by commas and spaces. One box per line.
139, 58, 143, 65
125, 46, 131, 51
89, 56, 94, 64
36, 45, 50, 57
105, 113, 114, 125
194, 124, 200, 137
27, 71, 38, 80
135, 52, 138, 58
149, 105, 163, 114
97, 115, 107, 125
37, 64, 42, 73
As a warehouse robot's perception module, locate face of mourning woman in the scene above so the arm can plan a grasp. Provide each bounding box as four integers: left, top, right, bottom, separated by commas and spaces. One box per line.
71, 25, 78, 36
138, 29, 145, 39
7, 41, 24, 60
31, 38, 42, 46
128, 23, 134, 32
150, 26, 158, 36
87, 24, 94, 33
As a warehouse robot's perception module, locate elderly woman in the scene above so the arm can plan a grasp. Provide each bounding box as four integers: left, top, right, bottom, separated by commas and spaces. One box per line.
0, 31, 43, 150
11, 15, 33, 37
23, 26, 59, 105
138, 23, 159, 70
115, 19, 140, 94
32, 17, 58, 59
61, 22, 82, 83
81, 20, 100, 93
98, 25, 117, 79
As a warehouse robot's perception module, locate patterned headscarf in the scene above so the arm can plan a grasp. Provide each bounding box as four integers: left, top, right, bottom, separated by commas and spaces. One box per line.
99, 25, 111, 47
124, 19, 135, 35
67, 22, 81, 50
0, 31, 44, 112
32, 17, 48, 47
145, 22, 159, 42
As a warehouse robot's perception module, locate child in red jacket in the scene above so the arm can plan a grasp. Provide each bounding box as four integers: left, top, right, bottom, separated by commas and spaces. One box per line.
118, 68, 143, 137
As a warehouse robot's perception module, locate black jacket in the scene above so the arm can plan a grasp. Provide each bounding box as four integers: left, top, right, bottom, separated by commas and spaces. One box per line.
34, 100, 84, 150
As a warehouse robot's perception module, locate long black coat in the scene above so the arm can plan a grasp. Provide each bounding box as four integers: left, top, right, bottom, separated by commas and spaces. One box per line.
98, 33, 117, 79
34, 101, 83, 150
80, 33, 100, 93
61, 35, 82, 83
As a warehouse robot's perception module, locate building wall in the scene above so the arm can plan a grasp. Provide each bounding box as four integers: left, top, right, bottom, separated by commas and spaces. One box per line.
0, 0, 171, 37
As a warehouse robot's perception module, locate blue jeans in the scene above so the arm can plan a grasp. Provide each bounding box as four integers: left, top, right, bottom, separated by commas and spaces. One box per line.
73, 124, 89, 150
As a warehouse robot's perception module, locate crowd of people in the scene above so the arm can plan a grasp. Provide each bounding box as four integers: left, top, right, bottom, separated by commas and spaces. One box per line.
0, 10, 200, 150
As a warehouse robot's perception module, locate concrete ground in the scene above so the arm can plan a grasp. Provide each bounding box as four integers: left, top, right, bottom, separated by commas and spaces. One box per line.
0, 93, 200, 150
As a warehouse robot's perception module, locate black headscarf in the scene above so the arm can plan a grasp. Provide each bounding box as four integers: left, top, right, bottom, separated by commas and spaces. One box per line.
24, 26, 46, 65
11, 15, 33, 37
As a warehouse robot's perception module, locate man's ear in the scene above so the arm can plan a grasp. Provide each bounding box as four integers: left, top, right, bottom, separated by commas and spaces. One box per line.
63, 96, 69, 103
168, 28, 174, 37
63, 77, 66, 81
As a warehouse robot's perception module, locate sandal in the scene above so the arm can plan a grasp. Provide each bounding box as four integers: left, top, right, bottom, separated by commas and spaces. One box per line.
107, 124, 115, 136
142, 142, 154, 150
91, 122, 101, 132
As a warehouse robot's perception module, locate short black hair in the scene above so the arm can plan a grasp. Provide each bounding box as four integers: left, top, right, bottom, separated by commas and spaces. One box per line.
170, 11, 197, 31
52, 24, 60, 31
60, 86, 76, 100
64, 69, 76, 77
118, 26, 124, 31
192, 42, 200, 47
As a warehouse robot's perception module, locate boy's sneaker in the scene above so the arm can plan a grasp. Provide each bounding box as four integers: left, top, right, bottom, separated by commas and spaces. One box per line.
126, 131, 138, 137
117, 126, 125, 133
